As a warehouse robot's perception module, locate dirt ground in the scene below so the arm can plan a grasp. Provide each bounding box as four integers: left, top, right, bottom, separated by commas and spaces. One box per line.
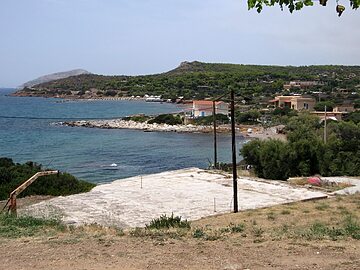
0, 194, 359, 270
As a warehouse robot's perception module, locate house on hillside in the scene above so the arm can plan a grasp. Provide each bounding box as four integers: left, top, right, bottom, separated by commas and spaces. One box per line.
269, 96, 316, 111
311, 104, 355, 121
311, 111, 344, 121
333, 104, 355, 113
283, 81, 324, 90
192, 100, 229, 118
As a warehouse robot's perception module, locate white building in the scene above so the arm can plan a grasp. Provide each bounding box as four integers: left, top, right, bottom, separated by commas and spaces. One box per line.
192, 100, 229, 118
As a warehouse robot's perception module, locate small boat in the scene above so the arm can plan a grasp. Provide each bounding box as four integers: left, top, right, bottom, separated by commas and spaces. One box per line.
102, 163, 119, 170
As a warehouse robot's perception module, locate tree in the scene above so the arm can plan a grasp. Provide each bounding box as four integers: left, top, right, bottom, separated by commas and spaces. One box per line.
236, 110, 260, 124
247, 0, 360, 16
314, 101, 335, 112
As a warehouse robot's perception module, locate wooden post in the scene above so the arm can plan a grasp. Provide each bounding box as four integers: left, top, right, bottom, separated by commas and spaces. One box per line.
230, 88, 238, 213
324, 105, 327, 144
6, 170, 58, 216
212, 101, 217, 169
9, 195, 17, 215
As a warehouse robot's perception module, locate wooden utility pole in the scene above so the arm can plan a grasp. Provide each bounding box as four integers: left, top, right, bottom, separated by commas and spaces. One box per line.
212, 100, 217, 169
324, 105, 327, 144
230, 88, 238, 213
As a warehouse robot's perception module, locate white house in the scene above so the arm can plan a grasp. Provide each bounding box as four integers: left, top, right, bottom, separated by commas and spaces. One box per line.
192, 100, 229, 118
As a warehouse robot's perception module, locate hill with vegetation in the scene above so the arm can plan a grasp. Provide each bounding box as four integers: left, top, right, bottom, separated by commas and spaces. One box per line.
13, 61, 360, 104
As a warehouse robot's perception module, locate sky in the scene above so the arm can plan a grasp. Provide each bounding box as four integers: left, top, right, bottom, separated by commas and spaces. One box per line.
1, 0, 360, 87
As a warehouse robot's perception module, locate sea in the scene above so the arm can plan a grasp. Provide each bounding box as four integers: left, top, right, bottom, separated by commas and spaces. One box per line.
0, 88, 248, 184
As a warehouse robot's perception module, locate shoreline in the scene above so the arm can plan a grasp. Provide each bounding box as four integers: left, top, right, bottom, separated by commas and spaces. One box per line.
60, 119, 287, 140
60, 119, 236, 133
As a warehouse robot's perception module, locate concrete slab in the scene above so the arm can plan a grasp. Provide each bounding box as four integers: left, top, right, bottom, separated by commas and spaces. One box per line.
21, 168, 327, 228
324, 176, 360, 195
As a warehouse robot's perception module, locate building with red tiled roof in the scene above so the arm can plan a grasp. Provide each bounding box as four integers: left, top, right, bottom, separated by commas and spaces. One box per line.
192, 100, 229, 118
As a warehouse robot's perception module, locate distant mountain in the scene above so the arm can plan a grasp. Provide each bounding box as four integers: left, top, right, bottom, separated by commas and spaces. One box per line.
20, 69, 91, 88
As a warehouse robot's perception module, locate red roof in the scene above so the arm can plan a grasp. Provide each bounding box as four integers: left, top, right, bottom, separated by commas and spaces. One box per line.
193, 100, 225, 105
270, 99, 291, 103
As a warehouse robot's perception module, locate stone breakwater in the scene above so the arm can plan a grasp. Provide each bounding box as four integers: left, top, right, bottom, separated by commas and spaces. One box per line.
60, 119, 235, 133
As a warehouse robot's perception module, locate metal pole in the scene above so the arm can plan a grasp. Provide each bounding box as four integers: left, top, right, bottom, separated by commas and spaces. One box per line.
230, 88, 238, 213
324, 105, 327, 144
212, 100, 217, 169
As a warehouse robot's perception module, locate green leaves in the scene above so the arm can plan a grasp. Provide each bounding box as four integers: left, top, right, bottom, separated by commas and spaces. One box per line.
336, 4, 346, 17
241, 115, 360, 179
247, 0, 358, 15
0, 159, 95, 200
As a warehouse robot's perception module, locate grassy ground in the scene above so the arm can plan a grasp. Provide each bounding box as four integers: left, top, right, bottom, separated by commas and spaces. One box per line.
0, 193, 359, 269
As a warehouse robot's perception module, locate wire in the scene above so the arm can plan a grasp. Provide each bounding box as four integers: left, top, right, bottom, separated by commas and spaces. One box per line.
0, 116, 122, 120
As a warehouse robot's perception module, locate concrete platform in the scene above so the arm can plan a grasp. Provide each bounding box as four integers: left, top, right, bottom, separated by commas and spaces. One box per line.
21, 168, 328, 228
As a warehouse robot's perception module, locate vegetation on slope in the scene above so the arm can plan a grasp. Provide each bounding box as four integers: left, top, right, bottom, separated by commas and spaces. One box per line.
15, 61, 360, 102
0, 158, 95, 200
241, 114, 360, 179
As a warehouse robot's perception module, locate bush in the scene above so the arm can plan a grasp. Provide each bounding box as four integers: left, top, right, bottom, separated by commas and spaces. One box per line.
241, 114, 360, 179
104, 90, 117, 97
236, 110, 260, 124
146, 213, 190, 229
241, 139, 290, 180
194, 114, 229, 126
346, 111, 360, 124
272, 107, 297, 117
122, 115, 151, 123
314, 101, 335, 112
0, 158, 95, 200
148, 114, 182, 125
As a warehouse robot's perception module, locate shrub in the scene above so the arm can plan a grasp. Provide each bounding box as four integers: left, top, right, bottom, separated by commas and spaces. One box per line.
241, 114, 360, 179
146, 213, 190, 229
104, 90, 117, 97
236, 110, 260, 124
193, 228, 205, 238
122, 115, 150, 123
194, 114, 229, 126
314, 101, 334, 112
0, 158, 95, 200
230, 223, 245, 233
148, 114, 182, 125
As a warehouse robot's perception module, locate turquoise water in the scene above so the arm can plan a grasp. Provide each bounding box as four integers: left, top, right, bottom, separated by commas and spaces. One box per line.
0, 88, 246, 184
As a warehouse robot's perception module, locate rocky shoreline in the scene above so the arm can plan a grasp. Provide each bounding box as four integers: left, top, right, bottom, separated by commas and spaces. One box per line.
58, 119, 287, 140
60, 119, 236, 133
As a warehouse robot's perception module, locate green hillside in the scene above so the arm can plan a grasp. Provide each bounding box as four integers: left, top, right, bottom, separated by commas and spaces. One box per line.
14, 61, 360, 101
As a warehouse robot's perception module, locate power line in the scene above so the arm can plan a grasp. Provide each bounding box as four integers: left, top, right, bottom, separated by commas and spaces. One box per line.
0, 116, 129, 121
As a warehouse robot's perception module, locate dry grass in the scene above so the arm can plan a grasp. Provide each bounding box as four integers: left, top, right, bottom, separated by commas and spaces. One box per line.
193, 193, 360, 241
0, 193, 359, 270
288, 177, 353, 192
